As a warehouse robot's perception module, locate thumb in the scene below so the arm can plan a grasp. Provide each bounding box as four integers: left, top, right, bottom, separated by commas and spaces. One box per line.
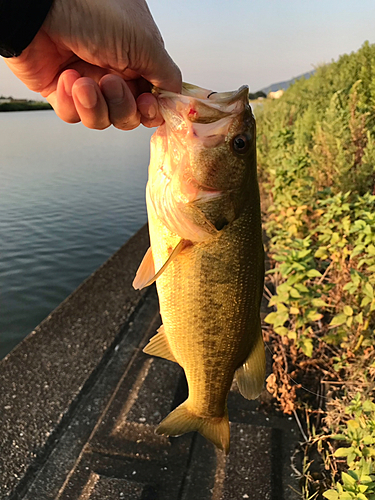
139, 45, 182, 94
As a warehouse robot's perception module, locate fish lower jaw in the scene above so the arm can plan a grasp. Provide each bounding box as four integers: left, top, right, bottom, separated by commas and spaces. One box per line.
182, 175, 222, 201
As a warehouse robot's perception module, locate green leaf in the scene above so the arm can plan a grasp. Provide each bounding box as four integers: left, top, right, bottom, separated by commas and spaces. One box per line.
315, 247, 329, 259
268, 295, 282, 306
342, 471, 356, 486
308, 311, 323, 321
352, 244, 366, 258
347, 419, 360, 430
334, 447, 353, 457
332, 434, 349, 440
358, 484, 369, 493
307, 269, 322, 278
277, 283, 291, 294
363, 400, 375, 412
274, 311, 289, 328
277, 303, 288, 312
339, 492, 354, 500
330, 313, 347, 326
295, 283, 309, 292
300, 338, 313, 357
264, 312, 278, 324
322, 491, 339, 500
312, 298, 329, 307
355, 312, 364, 324
347, 451, 356, 464
361, 296, 372, 307
358, 258, 369, 269
364, 283, 374, 298
358, 493, 369, 500
344, 305, 353, 316
347, 470, 359, 481
297, 249, 311, 259
362, 435, 375, 445
289, 287, 302, 298
274, 326, 289, 336
360, 475, 373, 484
343, 281, 358, 292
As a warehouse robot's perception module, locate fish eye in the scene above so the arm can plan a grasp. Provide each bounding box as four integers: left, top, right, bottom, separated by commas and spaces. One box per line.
231, 134, 251, 155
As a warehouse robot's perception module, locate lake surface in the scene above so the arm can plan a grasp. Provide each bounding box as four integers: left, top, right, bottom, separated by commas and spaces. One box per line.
0, 111, 153, 359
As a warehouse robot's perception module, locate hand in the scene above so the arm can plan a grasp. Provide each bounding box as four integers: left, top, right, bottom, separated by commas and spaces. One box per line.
5, 0, 182, 130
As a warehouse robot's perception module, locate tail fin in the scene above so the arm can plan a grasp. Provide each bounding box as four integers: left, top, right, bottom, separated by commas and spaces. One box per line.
155, 401, 230, 454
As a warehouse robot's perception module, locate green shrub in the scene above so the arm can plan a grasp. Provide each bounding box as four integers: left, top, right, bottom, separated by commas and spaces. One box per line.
257, 41, 375, 499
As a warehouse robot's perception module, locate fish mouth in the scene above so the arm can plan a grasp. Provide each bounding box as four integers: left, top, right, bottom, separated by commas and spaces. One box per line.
154, 83, 249, 106
153, 83, 250, 126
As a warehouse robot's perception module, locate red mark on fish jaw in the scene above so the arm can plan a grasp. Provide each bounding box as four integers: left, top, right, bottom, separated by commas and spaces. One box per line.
188, 108, 198, 120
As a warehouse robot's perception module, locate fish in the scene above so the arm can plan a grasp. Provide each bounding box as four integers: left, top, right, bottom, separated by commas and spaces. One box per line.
133, 83, 265, 454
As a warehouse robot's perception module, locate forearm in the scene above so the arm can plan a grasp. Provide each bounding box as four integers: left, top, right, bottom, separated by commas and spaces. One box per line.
0, 0, 53, 57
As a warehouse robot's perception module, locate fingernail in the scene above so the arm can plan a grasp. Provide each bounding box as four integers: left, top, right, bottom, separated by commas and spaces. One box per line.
102, 78, 124, 104
147, 104, 157, 120
75, 81, 98, 109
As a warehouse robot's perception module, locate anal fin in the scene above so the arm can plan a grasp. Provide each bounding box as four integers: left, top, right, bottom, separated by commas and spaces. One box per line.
143, 325, 177, 363
235, 323, 266, 400
133, 239, 190, 290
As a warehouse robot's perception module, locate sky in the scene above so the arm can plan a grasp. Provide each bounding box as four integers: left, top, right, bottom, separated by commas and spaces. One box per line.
1, 0, 375, 100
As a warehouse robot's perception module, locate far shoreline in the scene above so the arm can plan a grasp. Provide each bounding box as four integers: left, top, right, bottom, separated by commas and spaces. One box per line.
0, 102, 53, 112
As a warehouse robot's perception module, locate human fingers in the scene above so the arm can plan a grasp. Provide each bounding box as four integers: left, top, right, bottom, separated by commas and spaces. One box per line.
54, 70, 81, 123
71, 77, 111, 130
136, 93, 163, 128
100, 75, 141, 131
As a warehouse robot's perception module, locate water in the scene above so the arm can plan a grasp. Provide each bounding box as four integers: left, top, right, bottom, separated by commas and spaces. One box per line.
0, 111, 154, 359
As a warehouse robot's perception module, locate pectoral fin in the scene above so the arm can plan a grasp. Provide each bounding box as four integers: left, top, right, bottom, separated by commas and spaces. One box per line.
132, 247, 155, 290
133, 239, 190, 290
235, 324, 266, 400
143, 325, 177, 363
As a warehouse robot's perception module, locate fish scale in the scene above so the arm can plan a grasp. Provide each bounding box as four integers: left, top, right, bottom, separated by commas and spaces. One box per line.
133, 83, 265, 453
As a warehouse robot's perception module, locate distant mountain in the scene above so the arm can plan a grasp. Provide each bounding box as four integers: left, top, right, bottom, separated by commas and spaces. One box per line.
260, 71, 315, 95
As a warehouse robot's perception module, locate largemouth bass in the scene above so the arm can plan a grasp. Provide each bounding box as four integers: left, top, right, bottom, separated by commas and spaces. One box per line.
133, 83, 265, 453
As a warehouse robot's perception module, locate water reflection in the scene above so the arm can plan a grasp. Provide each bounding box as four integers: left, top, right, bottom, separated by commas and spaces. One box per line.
0, 111, 153, 358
